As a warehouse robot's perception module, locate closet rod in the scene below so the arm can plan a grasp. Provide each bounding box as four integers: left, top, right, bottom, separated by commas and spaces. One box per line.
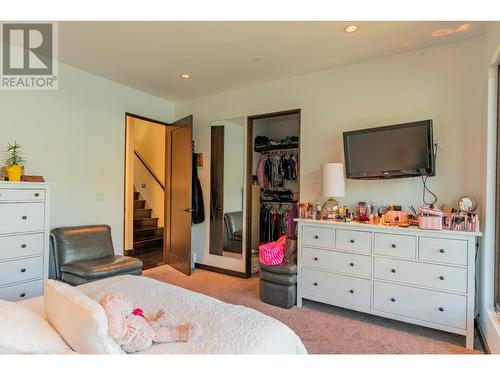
260, 148, 299, 155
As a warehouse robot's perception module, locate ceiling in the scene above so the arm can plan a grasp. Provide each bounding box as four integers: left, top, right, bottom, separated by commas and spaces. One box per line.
58, 21, 487, 102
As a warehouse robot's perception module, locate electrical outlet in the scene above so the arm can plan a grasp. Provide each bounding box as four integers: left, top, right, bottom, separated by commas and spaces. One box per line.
96, 192, 104, 202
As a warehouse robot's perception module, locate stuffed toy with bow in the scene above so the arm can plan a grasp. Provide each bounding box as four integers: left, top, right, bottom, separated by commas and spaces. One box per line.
100, 294, 201, 353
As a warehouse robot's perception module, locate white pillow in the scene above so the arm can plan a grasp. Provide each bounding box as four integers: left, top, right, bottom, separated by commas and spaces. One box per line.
0, 299, 70, 354
44, 280, 124, 354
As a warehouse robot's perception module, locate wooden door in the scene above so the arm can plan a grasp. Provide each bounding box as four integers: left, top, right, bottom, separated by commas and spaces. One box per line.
165, 115, 193, 275
210, 126, 224, 255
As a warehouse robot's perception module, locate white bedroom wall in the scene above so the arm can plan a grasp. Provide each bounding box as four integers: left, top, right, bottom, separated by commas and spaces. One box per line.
0, 56, 175, 253
177, 37, 485, 273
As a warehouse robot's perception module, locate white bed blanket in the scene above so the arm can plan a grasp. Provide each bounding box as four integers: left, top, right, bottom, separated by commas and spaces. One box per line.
20, 275, 307, 354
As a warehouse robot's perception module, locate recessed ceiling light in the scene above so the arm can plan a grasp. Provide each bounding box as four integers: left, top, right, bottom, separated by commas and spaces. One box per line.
457, 23, 471, 32
180, 73, 191, 79
343, 25, 359, 33
402, 42, 411, 47
251, 57, 263, 63
432, 28, 454, 37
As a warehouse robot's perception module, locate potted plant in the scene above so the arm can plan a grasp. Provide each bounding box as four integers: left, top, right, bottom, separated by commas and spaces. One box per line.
3, 141, 26, 182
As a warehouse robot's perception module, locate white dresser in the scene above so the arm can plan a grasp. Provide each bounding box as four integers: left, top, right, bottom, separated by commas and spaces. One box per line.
296, 219, 482, 349
0, 182, 51, 301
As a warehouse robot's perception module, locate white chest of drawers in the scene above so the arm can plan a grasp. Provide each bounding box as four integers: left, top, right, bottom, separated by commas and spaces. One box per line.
296, 219, 482, 350
0, 182, 51, 301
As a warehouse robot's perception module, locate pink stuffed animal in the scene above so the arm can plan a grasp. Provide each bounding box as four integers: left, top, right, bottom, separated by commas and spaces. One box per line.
100, 294, 201, 353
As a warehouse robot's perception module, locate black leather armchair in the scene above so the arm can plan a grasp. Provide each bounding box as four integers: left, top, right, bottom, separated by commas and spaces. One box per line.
50, 225, 143, 286
223, 211, 243, 253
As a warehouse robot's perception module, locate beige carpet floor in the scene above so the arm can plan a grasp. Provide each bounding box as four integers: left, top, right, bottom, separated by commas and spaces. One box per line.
144, 265, 484, 354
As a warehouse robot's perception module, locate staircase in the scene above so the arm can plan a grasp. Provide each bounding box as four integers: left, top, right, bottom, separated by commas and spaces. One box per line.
126, 189, 164, 269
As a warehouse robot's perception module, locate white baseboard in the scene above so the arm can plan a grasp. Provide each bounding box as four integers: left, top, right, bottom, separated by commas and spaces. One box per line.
478, 308, 500, 354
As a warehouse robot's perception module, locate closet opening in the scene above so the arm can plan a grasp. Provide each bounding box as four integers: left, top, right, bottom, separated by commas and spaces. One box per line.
246, 109, 301, 276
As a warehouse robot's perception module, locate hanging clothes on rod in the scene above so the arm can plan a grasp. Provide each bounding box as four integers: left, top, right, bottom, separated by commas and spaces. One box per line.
259, 202, 299, 244
256, 149, 299, 190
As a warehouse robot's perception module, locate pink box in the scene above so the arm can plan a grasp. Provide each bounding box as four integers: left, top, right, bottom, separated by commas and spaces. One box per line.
418, 215, 442, 230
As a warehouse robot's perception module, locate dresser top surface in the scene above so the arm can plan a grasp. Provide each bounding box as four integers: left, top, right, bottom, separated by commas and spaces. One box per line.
295, 218, 482, 238
0, 182, 52, 189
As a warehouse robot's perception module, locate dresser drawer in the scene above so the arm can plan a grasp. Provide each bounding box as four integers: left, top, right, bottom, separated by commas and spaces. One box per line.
374, 233, 416, 259
335, 229, 372, 254
374, 257, 467, 294
373, 281, 466, 329
0, 189, 45, 201
301, 225, 334, 248
419, 237, 468, 266
302, 246, 371, 278
0, 202, 45, 234
301, 268, 371, 309
0, 256, 44, 285
0, 233, 44, 260
0, 279, 43, 301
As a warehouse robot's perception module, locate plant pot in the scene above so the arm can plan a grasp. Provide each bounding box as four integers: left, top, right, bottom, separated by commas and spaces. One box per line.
5, 165, 22, 182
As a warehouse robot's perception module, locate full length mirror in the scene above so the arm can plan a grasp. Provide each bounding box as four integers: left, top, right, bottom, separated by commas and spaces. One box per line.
210, 117, 245, 259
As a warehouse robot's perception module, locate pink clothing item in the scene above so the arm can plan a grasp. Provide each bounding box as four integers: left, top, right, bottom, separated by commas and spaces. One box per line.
256, 155, 269, 189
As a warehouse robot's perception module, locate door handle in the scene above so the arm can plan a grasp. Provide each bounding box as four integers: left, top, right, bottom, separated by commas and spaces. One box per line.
216, 207, 223, 211
184, 208, 194, 213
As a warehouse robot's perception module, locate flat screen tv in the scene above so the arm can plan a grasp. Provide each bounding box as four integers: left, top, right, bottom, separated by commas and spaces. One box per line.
343, 120, 435, 180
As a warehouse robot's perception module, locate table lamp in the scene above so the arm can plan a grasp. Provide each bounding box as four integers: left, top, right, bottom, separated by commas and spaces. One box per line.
321, 163, 346, 218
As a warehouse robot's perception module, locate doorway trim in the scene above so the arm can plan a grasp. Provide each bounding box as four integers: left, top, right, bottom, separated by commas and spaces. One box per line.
245, 108, 301, 277
123, 112, 170, 264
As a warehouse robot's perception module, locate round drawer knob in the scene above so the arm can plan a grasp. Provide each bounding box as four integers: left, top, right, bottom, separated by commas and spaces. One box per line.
314, 235, 319, 239
390, 298, 396, 302
21, 244, 27, 248
391, 269, 396, 273
314, 257, 318, 261
349, 262, 355, 267
34, 193, 40, 197
21, 215, 27, 220
349, 289, 354, 294
20, 293, 26, 298
20, 268, 26, 273
313, 282, 318, 286
439, 276, 445, 280
391, 244, 396, 248
438, 307, 445, 312
439, 249, 445, 253
349, 239, 355, 243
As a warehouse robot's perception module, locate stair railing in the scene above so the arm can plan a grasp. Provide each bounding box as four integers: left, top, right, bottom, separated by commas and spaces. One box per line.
134, 150, 165, 191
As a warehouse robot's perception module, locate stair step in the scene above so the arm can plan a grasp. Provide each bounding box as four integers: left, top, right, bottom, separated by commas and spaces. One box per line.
133, 237, 163, 251
126, 246, 162, 256
134, 200, 146, 209
134, 208, 152, 219
134, 227, 164, 240
126, 245, 163, 255
134, 191, 140, 200
134, 217, 159, 229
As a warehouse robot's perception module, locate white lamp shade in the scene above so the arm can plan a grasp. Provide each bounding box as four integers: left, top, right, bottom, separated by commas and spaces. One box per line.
321, 163, 345, 198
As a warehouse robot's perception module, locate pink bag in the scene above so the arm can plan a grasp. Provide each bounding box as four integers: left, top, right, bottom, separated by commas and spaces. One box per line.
259, 236, 287, 265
